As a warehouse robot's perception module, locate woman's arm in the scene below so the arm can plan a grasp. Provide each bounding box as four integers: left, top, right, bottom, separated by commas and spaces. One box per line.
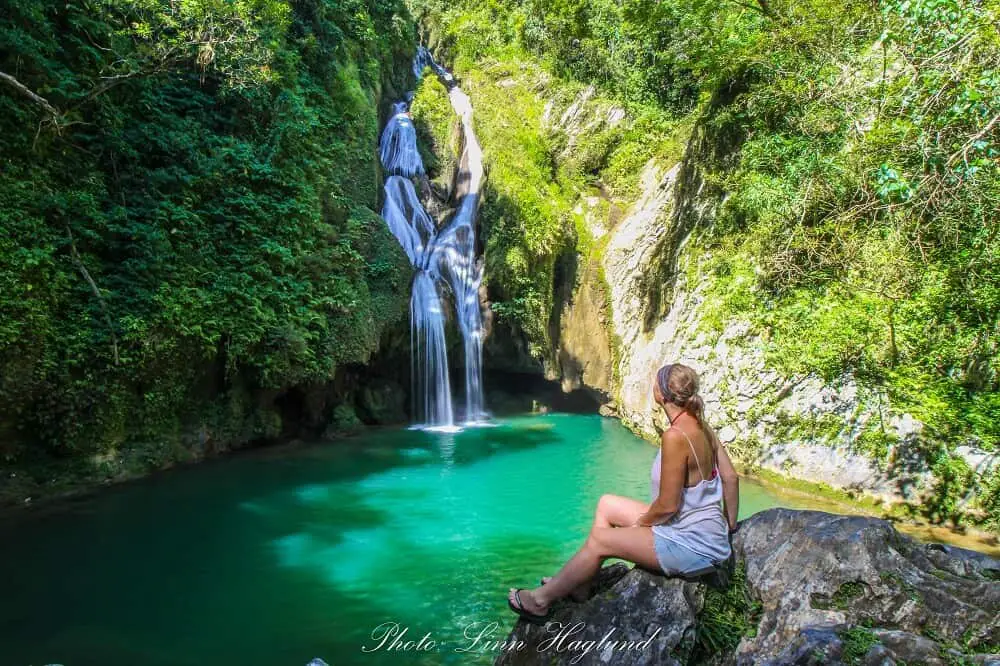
715, 440, 740, 530
633, 431, 686, 527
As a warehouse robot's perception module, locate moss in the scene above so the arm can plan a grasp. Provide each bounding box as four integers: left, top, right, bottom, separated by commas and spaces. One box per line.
454, 61, 577, 360
740, 465, 1000, 548
746, 466, 891, 516
921, 627, 1000, 666
592, 254, 624, 391
853, 428, 899, 466
410, 68, 458, 188
328, 403, 364, 436
767, 410, 849, 446
879, 571, 921, 603
810, 581, 867, 611
832, 581, 866, 608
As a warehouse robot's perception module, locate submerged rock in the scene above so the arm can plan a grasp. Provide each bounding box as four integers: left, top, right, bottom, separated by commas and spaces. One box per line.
495, 509, 1000, 666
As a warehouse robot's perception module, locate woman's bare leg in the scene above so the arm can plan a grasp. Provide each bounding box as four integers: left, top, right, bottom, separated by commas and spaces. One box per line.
591, 493, 650, 530
509, 526, 660, 614
545, 494, 650, 599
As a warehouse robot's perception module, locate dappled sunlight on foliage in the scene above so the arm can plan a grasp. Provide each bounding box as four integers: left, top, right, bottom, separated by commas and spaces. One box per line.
413, 0, 1000, 525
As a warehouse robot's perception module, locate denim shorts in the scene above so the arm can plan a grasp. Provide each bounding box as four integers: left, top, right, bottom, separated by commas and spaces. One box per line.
652, 533, 717, 576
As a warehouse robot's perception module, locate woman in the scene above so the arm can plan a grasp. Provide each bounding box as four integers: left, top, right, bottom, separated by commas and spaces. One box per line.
507, 363, 740, 623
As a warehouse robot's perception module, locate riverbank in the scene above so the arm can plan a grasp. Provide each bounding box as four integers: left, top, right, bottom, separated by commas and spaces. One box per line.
744, 466, 1000, 558
0, 432, 301, 516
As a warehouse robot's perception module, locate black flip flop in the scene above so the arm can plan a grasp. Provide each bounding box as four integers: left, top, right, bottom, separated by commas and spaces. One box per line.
507, 588, 551, 625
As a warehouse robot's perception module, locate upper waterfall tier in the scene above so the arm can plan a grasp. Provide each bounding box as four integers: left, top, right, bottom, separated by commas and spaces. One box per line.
379, 101, 425, 178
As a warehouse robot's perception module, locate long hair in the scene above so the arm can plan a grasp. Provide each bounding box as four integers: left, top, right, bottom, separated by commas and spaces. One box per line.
656, 363, 722, 454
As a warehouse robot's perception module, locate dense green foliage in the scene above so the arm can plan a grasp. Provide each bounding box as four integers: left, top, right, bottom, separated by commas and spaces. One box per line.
0, 0, 416, 495
460, 62, 579, 358
412, 0, 1000, 523
409, 66, 457, 189
838, 626, 881, 665
408, 46, 682, 361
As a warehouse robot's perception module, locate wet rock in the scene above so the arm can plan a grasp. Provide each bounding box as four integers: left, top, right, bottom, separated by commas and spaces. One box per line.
358, 379, 407, 425
323, 403, 364, 437
556, 255, 614, 397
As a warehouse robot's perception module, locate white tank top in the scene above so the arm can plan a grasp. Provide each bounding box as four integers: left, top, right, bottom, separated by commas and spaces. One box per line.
649, 426, 732, 563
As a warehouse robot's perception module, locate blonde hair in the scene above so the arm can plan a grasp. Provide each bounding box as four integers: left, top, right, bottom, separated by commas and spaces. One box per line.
656, 363, 721, 454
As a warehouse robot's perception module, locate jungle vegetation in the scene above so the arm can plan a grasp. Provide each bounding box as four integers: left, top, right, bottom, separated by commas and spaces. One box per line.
0, 0, 416, 498
410, 0, 1000, 527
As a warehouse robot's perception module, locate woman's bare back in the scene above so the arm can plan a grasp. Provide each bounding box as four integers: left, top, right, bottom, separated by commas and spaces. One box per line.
669, 423, 715, 487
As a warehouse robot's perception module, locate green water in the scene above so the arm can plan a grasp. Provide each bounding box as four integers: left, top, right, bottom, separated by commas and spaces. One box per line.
0, 413, 806, 666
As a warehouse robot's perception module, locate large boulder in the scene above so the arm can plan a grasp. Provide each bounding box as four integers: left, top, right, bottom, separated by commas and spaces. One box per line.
732, 508, 1000, 666
494, 509, 1000, 666
495, 562, 703, 666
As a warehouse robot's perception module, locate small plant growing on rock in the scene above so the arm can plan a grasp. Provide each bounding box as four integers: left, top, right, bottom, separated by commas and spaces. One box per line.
838, 626, 880, 665
690, 560, 762, 662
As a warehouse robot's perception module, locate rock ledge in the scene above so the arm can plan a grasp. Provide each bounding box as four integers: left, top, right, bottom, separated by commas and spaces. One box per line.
496, 509, 1000, 666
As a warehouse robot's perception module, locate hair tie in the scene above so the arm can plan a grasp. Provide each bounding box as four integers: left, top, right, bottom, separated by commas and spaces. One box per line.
657, 364, 675, 403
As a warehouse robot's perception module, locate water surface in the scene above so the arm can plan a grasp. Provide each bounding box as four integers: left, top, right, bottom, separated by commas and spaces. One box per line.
0, 413, 824, 666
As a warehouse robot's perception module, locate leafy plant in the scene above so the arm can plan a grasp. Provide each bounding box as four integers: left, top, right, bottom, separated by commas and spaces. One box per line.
691, 560, 763, 661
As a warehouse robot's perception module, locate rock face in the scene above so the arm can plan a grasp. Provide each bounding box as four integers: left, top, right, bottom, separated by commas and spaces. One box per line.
595, 140, 997, 504
496, 509, 1000, 666
357, 379, 407, 425
543, 85, 623, 398
555, 255, 614, 398
597, 150, 911, 499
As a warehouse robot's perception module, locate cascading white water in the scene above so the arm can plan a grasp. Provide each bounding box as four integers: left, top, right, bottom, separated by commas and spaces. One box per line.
410, 271, 454, 427
379, 102, 425, 179
380, 175, 434, 265
378, 47, 488, 429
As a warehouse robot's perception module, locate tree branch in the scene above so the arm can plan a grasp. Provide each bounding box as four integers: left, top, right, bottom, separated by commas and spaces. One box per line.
65, 225, 120, 366
947, 111, 1000, 168
0, 70, 60, 119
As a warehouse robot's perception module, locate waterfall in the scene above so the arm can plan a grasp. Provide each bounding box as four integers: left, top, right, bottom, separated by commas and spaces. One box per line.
377, 47, 488, 429
379, 102, 425, 179
410, 271, 454, 427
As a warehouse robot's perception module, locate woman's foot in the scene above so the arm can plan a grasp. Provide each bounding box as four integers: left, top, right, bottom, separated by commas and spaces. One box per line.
541, 576, 590, 602
507, 587, 549, 619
